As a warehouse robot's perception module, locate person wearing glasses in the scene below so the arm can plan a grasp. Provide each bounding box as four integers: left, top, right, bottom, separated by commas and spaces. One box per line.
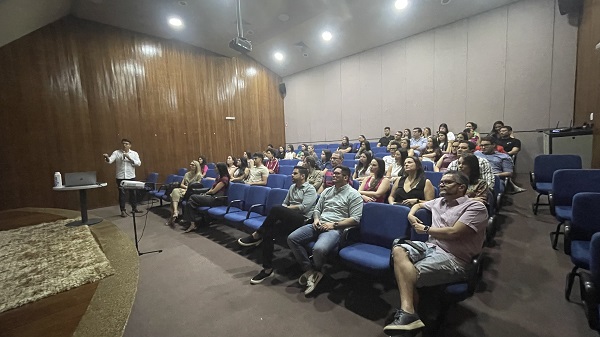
384, 171, 488, 334
383, 140, 400, 172
446, 140, 494, 191
475, 136, 514, 194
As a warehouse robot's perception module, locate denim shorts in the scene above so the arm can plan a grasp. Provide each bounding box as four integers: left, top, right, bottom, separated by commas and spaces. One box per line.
393, 241, 467, 287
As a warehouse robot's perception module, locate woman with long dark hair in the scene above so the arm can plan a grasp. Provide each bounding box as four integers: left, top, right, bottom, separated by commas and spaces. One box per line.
435, 141, 459, 172
183, 162, 231, 233
354, 140, 372, 159
386, 148, 408, 182
458, 154, 488, 203
338, 136, 352, 154
438, 123, 455, 141
421, 136, 443, 163
358, 158, 390, 203
232, 157, 249, 182
388, 156, 435, 206
353, 150, 373, 181
321, 149, 333, 170
284, 144, 296, 159
437, 131, 449, 153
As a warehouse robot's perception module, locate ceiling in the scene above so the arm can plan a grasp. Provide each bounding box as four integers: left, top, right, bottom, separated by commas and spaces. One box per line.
1, 0, 522, 77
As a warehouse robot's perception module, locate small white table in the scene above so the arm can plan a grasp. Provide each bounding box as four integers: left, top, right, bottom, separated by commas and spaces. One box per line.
53, 183, 108, 226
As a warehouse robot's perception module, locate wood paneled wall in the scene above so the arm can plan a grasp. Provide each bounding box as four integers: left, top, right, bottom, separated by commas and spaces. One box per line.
0, 17, 284, 211
574, 0, 600, 168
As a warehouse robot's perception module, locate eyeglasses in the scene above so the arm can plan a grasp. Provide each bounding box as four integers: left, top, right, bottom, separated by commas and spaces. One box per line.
389, 147, 398, 150
480, 143, 494, 147
439, 179, 457, 186
331, 157, 341, 160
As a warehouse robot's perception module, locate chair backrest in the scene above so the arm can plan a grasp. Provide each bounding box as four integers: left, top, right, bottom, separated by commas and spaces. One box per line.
177, 168, 188, 176
227, 183, 250, 204
372, 147, 388, 154
374, 152, 390, 159
328, 143, 340, 150
146, 172, 159, 184
534, 154, 582, 183
282, 175, 293, 190
279, 159, 296, 166
201, 177, 215, 188
207, 162, 216, 169
264, 188, 289, 214
359, 203, 411, 248
343, 159, 358, 168
571, 192, 600, 241
174, 175, 185, 183
424, 171, 443, 187
421, 161, 434, 172
267, 174, 286, 189
243, 186, 270, 211
279, 165, 295, 175
205, 169, 218, 178
352, 179, 360, 190
552, 169, 600, 207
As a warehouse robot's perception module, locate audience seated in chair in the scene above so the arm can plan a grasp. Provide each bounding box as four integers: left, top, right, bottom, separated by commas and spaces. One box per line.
458, 154, 489, 204
399, 138, 415, 158
475, 136, 513, 194
182, 162, 230, 232
435, 141, 459, 172
237, 166, 318, 284
318, 151, 347, 194
388, 156, 435, 207
386, 148, 408, 183
447, 140, 494, 191
352, 150, 373, 182
265, 148, 279, 174
489, 120, 504, 139
421, 136, 443, 163
354, 139, 371, 159
284, 144, 296, 160
438, 123, 455, 142
226, 155, 237, 177
411, 128, 427, 154
231, 157, 250, 182
303, 156, 323, 191
320, 149, 333, 171
166, 160, 204, 226
245, 153, 269, 186
352, 135, 366, 153
384, 171, 488, 334
337, 136, 353, 154
383, 140, 400, 172
358, 158, 390, 203
437, 131, 449, 153
377, 126, 394, 148
287, 166, 363, 296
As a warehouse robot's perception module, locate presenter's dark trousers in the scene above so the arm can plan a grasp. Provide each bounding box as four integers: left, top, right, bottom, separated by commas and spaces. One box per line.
257, 205, 307, 270
116, 178, 138, 211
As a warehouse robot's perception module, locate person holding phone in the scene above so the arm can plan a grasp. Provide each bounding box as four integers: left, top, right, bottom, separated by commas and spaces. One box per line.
103, 138, 142, 217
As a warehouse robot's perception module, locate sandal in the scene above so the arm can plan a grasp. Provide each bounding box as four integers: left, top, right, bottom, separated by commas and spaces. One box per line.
165, 215, 177, 226
183, 223, 197, 233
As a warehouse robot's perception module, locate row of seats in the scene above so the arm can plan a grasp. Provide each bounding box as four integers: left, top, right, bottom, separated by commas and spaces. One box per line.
529, 154, 600, 332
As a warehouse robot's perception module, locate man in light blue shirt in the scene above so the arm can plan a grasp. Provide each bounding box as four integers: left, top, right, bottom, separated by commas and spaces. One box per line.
411, 128, 427, 154
288, 165, 363, 295
475, 136, 514, 193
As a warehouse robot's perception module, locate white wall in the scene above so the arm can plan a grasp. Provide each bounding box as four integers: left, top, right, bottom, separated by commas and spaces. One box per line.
283, 0, 577, 173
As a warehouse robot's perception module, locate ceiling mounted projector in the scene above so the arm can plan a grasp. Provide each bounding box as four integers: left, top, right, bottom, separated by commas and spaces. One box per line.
230, 0, 252, 53
230, 37, 252, 53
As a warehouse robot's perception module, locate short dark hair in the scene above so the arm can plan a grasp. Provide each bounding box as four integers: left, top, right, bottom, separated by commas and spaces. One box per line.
458, 140, 475, 151
384, 126, 391, 130
413, 127, 422, 133
501, 125, 513, 132
253, 152, 264, 160
389, 140, 401, 148
266, 148, 276, 156
466, 121, 478, 130
121, 138, 132, 144
336, 165, 351, 178
480, 136, 496, 145
304, 156, 318, 169
293, 165, 308, 180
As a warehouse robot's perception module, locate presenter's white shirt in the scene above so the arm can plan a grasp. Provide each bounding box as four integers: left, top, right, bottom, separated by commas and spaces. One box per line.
107, 150, 141, 179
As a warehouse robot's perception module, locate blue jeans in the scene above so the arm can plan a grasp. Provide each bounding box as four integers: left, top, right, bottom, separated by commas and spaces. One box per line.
287, 224, 341, 272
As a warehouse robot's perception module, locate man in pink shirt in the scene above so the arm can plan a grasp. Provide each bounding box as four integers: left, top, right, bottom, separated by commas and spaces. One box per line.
384, 171, 488, 334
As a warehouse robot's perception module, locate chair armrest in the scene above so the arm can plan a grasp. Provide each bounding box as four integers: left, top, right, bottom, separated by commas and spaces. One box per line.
564, 222, 572, 255
246, 204, 265, 218
226, 199, 244, 213
341, 226, 360, 246
467, 253, 483, 294
579, 271, 600, 329
548, 192, 556, 216
529, 172, 536, 189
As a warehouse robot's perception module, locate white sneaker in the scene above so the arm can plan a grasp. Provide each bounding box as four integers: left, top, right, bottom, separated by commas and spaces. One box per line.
304, 271, 323, 295
298, 270, 313, 286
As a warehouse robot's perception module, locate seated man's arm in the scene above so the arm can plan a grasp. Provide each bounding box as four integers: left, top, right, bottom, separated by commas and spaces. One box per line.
414, 203, 487, 240
496, 156, 513, 178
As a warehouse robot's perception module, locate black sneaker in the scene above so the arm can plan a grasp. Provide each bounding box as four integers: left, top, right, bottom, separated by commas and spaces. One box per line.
250, 269, 273, 284
238, 235, 263, 247
383, 309, 425, 334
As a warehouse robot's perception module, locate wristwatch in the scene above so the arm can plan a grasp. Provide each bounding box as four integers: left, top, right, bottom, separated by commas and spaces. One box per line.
333, 222, 339, 229
423, 225, 430, 234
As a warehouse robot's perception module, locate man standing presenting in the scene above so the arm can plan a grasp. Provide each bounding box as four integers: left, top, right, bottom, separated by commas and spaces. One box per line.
384, 171, 487, 333
245, 152, 269, 186
103, 138, 142, 217
377, 127, 394, 148
288, 166, 363, 295
237, 166, 318, 284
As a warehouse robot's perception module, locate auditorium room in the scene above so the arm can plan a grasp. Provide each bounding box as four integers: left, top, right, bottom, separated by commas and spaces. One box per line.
1, 0, 599, 336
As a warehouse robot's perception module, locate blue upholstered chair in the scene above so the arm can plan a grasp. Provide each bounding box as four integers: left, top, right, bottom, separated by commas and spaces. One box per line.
282, 175, 293, 190
223, 186, 271, 227
160, 175, 185, 202
421, 161, 434, 172
151, 174, 182, 206
342, 159, 358, 168
205, 169, 218, 179
579, 232, 600, 331
279, 165, 295, 175
374, 152, 390, 159
424, 171, 443, 188
206, 183, 250, 220
266, 174, 286, 189
372, 147, 388, 154
549, 169, 600, 250
242, 188, 289, 231
207, 162, 216, 169
279, 159, 296, 166
338, 203, 411, 275
177, 167, 188, 176
529, 154, 581, 214
564, 193, 600, 300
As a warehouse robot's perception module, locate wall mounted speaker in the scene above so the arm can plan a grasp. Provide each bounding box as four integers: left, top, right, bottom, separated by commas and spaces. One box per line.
278, 83, 286, 98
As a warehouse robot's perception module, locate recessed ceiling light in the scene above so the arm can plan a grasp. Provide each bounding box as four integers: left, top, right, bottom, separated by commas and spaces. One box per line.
246, 67, 257, 76
322, 31, 332, 41
278, 14, 290, 22
395, 0, 409, 10
168, 17, 184, 29
274, 52, 284, 61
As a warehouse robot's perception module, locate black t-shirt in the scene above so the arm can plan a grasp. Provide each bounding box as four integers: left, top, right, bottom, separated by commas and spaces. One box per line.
496, 137, 521, 153
378, 135, 394, 147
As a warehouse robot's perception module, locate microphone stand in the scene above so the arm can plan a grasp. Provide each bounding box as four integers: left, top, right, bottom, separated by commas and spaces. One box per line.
124, 185, 163, 256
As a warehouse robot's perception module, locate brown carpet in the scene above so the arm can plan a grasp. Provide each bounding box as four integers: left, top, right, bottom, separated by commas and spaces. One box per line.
90, 178, 599, 337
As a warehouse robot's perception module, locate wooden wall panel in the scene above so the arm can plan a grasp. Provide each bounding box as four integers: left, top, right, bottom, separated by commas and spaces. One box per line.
574, 0, 600, 168
0, 17, 284, 211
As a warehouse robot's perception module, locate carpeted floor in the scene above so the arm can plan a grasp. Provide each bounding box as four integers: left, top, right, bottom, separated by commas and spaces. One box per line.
90, 178, 599, 337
